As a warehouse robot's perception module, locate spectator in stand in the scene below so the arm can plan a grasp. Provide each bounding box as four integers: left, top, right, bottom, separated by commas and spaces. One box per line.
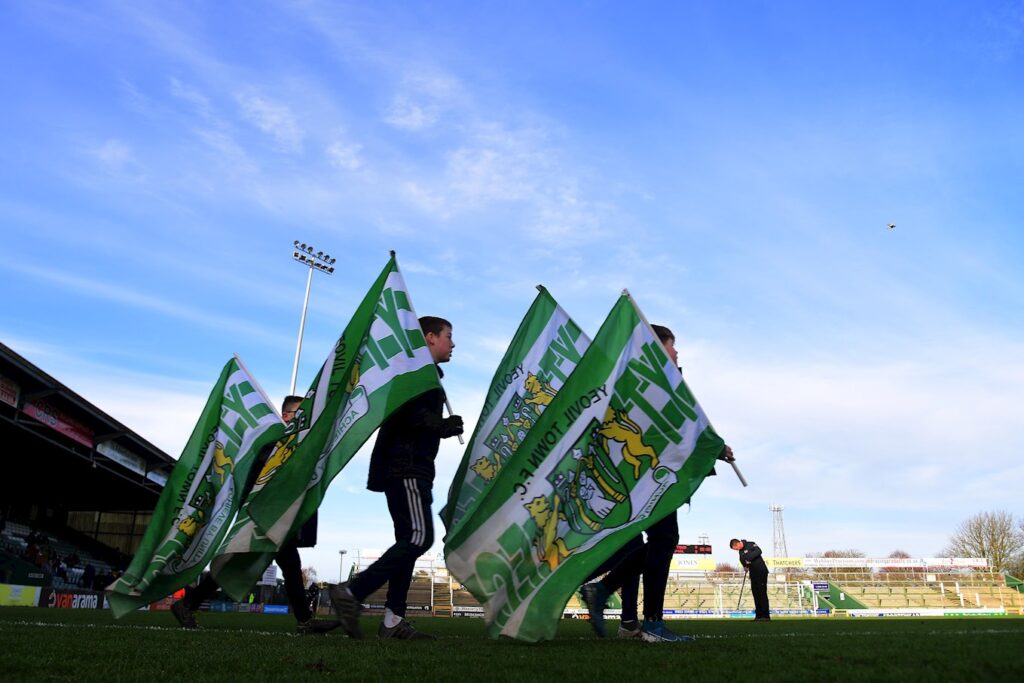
24, 537, 39, 565
81, 562, 95, 590
37, 537, 51, 569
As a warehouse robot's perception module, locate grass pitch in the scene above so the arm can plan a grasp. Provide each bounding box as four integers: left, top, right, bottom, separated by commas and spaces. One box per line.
2, 608, 1023, 682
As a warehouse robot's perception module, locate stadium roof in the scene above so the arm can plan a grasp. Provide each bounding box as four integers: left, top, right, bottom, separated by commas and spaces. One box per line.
0, 341, 174, 511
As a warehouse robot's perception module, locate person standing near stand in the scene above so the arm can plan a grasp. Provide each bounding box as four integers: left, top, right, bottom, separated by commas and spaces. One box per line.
731, 538, 770, 621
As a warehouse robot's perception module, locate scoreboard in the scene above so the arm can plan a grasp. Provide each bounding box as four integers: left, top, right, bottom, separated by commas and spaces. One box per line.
675, 544, 712, 555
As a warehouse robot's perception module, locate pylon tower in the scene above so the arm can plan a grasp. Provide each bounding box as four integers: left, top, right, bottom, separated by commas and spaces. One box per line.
769, 504, 788, 558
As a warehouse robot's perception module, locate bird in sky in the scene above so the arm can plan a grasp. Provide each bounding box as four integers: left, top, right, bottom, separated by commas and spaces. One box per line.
887, 223, 896, 230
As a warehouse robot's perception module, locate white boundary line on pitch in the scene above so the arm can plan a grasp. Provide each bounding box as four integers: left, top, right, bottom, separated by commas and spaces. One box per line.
0, 621, 290, 637
692, 628, 1024, 639
2, 621, 1023, 641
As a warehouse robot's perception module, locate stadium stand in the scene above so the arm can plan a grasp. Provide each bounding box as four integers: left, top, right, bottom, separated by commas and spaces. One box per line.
353, 563, 1024, 618
1, 341, 175, 605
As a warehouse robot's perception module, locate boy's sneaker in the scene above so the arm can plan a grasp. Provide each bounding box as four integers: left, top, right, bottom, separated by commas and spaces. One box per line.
378, 618, 436, 640
579, 583, 609, 637
296, 618, 342, 635
171, 600, 198, 630
640, 619, 695, 643
617, 619, 642, 639
328, 582, 363, 639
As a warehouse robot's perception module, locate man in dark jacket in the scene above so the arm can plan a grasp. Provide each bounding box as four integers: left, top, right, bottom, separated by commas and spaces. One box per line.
171, 396, 336, 634
330, 316, 463, 640
731, 538, 770, 620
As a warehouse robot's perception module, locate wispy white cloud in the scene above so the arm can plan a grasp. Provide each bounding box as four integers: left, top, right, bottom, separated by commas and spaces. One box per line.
91, 139, 137, 172
682, 334, 1024, 514
1, 261, 288, 346
168, 77, 213, 118
325, 140, 363, 170
383, 71, 462, 130
236, 90, 305, 152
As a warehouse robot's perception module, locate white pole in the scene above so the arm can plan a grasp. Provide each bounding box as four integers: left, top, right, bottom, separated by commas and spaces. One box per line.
290, 265, 314, 395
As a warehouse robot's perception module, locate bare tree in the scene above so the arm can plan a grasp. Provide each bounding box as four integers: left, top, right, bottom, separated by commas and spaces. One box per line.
714, 562, 738, 574
812, 549, 867, 580
881, 549, 915, 576
941, 511, 1024, 572
301, 565, 318, 588
1006, 518, 1024, 578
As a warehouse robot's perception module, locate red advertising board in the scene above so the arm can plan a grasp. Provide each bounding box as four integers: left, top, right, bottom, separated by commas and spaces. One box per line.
0, 374, 19, 407
23, 399, 94, 448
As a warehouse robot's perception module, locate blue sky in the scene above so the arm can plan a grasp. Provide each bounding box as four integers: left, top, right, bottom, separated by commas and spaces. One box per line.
2, 1, 1022, 580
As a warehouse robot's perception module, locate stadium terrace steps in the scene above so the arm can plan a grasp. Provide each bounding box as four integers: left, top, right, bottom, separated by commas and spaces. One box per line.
356, 570, 1024, 618
829, 573, 1024, 610
432, 580, 452, 616
361, 574, 436, 614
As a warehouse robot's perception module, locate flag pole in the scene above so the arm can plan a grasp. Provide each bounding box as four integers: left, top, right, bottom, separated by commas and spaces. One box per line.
729, 461, 749, 487
391, 249, 464, 445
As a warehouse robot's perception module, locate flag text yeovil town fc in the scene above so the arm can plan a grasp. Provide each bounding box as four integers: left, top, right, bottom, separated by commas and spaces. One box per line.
445, 294, 725, 641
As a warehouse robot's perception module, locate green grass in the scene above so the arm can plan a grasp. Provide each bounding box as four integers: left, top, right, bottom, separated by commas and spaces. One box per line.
2, 608, 1023, 682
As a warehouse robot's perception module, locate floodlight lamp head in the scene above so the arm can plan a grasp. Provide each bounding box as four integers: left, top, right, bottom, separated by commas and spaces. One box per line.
317, 251, 323, 258
330, 258, 336, 264
328, 266, 335, 273
300, 243, 307, 250
293, 240, 300, 247
293, 251, 299, 258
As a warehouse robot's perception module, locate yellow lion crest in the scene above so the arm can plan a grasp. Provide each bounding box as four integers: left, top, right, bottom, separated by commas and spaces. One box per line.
178, 510, 206, 538
598, 408, 659, 479
471, 457, 498, 482
524, 495, 569, 570
211, 441, 234, 485
255, 434, 298, 486
522, 373, 556, 414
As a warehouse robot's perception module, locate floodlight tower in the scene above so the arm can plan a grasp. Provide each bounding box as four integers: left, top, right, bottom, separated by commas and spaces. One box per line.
290, 241, 336, 395
769, 504, 789, 558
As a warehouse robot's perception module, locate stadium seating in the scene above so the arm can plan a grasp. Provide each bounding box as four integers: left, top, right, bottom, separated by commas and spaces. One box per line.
294, 552, 1024, 618
0, 520, 113, 590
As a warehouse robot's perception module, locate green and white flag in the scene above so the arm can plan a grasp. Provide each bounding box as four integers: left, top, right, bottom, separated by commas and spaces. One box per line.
442, 287, 589, 536
211, 255, 440, 600
107, 357, 282, 618
445, 293, 725, 641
